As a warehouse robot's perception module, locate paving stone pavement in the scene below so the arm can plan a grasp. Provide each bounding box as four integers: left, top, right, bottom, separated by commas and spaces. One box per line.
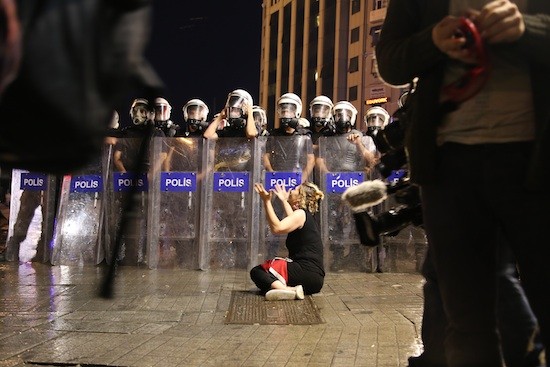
0, 263, 424, 367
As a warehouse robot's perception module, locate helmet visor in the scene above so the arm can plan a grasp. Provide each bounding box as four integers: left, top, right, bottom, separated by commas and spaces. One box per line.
277, 103, 297, 118
227, 95, 246, 109
310, 104, 331, 119
187, 105, 207, 121
366, 113, 387, 128
154, 104, 170, 121
334, 109, 353, 123
253, 111, 266, 126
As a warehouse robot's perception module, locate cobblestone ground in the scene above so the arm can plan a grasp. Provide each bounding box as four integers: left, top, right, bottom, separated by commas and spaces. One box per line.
0, 263, 424, 367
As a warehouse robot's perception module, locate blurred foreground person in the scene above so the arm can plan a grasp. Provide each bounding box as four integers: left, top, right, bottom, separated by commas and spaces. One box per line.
376, 1, 550, 366
0, 0, 164, 173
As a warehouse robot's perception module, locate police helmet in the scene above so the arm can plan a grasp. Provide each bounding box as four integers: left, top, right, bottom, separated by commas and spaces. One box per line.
333, 101, 358, 126
183, 98, 209, 122
309, 95, 333, 120
225, 89, 253, 117
252, 105, 267, 128
129, 98, 150, 125
277, 92, 302, 118
364, 106, 390, 129
154, 97, 172, 122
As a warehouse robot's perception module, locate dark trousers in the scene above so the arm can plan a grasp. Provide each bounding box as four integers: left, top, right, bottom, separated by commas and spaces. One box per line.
250, 262, 324, 295
417, 244, 538, 367
421, 142, 549, 367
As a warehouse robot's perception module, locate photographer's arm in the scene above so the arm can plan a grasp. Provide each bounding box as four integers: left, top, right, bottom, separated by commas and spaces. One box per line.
519, 13, 550, 64
376, 0, 447, 86
473, 2, 550, 65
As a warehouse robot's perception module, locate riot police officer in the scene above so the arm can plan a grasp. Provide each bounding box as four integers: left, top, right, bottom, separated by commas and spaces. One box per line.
114, 98, 166, 173
318, 101, 377, 271
309, 95, 336, 147
264, 92, 315, 181
252, 105, 269, 137
178, 98, 210, 137
269, 92, 310, 137
203, 89, 257, 139
153, 97, 178, 137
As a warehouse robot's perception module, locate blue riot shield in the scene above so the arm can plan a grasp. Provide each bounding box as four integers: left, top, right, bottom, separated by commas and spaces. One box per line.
258, 135, 315, 263
317, 135, 377, 272
199, 138, 261, 270
147, 137, 203, 269
6, 169, 58, 263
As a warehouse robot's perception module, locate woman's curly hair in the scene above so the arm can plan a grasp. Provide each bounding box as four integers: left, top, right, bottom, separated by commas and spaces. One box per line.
298, 182, 324, 213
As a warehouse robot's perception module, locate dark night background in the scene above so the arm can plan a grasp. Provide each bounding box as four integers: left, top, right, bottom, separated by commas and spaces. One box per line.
118, 1, 263, 127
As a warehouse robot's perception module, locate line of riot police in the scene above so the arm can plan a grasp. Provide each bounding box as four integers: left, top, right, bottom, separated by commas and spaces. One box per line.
116, 89, 416, 266
2, 86, 416, 272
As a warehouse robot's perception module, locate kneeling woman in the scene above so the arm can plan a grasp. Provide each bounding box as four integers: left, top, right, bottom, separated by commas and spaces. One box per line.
250, 182, 325, 300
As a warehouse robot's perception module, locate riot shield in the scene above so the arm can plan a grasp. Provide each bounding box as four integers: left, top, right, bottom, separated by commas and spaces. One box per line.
258, 136, 315, 263
147, 137, 203, 269
316, 135, 377, 272
50, 152, 105, 266
104, 137, 160, 266
6, 169, 58, 263
375, 223, 427, 273
372, 171, 427, 273
199, 138, 261, 270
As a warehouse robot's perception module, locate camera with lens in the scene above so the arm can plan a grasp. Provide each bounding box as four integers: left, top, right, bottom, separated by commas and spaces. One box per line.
343, 95, 423, 246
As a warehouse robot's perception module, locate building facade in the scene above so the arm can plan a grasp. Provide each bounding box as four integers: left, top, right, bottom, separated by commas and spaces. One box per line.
259, 0, 407, 130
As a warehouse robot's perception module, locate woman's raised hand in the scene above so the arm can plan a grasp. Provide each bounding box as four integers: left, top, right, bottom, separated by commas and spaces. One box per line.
254, 182, 272, 202
272, 184, 290, 203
